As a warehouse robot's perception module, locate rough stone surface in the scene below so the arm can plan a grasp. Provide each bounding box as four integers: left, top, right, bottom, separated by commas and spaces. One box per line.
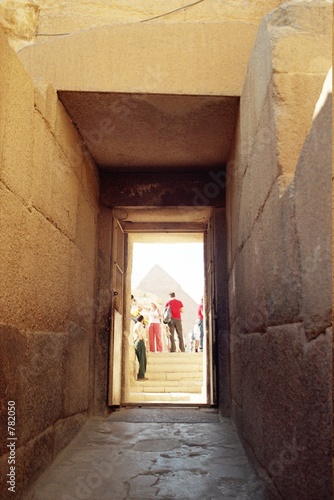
226, 2, 332, 499
231, 324, 332, 499
294, 70, 332, 338
24, 409, 267, 500
0, 26, 99, 497
18, 22, 258, 96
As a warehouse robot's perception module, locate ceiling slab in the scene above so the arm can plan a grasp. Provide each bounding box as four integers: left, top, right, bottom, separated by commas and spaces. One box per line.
58, 92, 239, 171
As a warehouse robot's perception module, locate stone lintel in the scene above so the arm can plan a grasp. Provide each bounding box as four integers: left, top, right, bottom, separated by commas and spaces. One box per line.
100, 171, 226, 208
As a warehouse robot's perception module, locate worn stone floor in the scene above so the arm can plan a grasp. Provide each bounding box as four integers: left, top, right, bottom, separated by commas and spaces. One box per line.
25, 408, 267, 500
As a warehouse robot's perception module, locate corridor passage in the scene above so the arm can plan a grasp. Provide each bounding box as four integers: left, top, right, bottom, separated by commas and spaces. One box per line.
25, 408, 266, 500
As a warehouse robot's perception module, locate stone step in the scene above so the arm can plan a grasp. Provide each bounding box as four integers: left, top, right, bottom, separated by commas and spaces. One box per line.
132, 380, 203, 393
129, 351, 205, 402
126, 392, 206, 403
147, 352, 203, 363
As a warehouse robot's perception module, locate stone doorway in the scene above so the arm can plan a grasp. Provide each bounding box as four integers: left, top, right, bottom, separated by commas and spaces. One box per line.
107, 209, 219, 408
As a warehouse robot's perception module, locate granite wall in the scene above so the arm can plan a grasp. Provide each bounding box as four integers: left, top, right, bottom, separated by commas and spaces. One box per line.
226, 2, 332, 498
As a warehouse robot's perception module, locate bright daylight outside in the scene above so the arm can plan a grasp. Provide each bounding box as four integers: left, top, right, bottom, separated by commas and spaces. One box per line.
131, 241, 205, 354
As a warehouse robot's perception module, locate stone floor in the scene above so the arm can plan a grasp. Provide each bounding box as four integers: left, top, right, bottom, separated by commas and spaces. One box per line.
25, 408, 267, 500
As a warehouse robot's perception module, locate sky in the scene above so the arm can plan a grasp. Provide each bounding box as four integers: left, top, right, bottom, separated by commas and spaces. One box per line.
131, 242, 204, 303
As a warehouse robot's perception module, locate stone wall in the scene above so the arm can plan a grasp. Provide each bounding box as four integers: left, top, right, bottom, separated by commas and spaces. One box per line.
0, 0, 288, 51
226, 2, 332, 498
0, 27, 99, 498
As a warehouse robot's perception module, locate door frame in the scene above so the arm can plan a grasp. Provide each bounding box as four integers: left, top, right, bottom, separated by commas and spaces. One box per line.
107, 206, 219, 407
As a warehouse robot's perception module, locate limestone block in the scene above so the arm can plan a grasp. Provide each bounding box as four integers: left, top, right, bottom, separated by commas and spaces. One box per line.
294, 72, 332, 337
272, 33, 332, 74
0, 29, 10, 159
35, 0, 286, 36
33, 82, 58, 130
18, 22, 258, 95
74, 184, 98, 265
0, 1, 39, 41
0, 27, 34, 202
67, 246, 96, 332
232, 324, 332, 499
32, 111, 79, 240
54, 98, 95, 186
0, 185, 70, 330
273, 72, 329, 177
63, 323, 90, 416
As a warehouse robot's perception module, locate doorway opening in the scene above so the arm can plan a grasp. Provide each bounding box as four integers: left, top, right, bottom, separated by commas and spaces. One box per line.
128, 238, 206, 404
108, 207, 218, 408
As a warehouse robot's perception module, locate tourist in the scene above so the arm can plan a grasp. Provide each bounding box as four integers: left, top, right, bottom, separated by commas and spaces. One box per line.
147, 302, 163, 352
133, 315, 148, 380
165, 292, 185, 352
197, 297, 204, 351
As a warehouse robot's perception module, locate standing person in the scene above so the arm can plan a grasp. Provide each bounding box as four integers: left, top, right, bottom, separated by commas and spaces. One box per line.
133, 315, 148, 380
197, 297, 204, 351
165, 292, 185, 352
148, 303, 163, 352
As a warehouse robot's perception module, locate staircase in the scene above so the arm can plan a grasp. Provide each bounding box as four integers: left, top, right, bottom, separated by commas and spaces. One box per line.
127, 352, 206, 404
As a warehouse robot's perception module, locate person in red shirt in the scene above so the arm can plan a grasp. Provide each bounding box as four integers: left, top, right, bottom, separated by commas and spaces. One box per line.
165, 292, 185, 352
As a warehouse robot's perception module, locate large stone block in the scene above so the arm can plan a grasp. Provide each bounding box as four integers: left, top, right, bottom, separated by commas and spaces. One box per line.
273, 72, 329, 177
67, 246, 97, 332
16, 331, 65, 444
63, 323, 90, 416
75, 186, 98, 264
0, 325, 27, 452
34, 0, 287, 36
0, 185, 70, 330
238, 21, 273, 168
257, 178, 301, 326
18, 22, 258, 95
233, 224, 267, 335
0, 186, 71, 330
238, 87, 278, 249
294, 72, 332, 338
0, 28, 34, 202
23, 427, 54, 495
32, 110, 79, 240
231, 324, 332, 499
53, 413, 87, 458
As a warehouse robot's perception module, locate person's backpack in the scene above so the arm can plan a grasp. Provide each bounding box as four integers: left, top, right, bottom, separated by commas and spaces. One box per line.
163, 305, 172, 324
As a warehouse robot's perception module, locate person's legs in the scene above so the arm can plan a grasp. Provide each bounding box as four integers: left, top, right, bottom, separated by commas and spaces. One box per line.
135, 340, 147, 379
148, 324, 155, 352
168, 320, 176, 352
198, 319, 204, 351
154, 323, 163, 352
174, 319, 185, 352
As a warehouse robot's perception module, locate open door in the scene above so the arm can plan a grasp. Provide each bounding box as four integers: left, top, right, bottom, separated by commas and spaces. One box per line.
204, 215, 217, 405
108, 217, 125, 405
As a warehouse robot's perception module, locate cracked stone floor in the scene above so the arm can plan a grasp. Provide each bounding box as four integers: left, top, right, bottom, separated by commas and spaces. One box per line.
25, 408, 267, 500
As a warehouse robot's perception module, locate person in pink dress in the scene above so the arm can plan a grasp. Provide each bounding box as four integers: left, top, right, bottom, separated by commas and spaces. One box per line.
147, 302, 163, 352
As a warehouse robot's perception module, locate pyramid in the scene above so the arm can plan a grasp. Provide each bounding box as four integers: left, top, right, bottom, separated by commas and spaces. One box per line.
134, 264, 198, 338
